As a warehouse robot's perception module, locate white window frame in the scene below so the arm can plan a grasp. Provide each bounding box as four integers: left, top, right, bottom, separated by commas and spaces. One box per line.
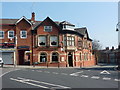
50, 36, 58, 46
40, 53, 47, 63
8, 31, 14, 38
44, 26, 52, 32
38, 35, 46, 46
20, 30, 27, 38
0, 31, 4, 39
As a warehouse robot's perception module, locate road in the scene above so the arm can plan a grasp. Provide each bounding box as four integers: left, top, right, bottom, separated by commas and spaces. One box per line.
1, 66, 120, 90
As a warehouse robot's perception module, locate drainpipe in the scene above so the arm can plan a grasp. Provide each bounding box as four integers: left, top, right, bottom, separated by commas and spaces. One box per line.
14, 35, 17, 67
31, 27, 34, 66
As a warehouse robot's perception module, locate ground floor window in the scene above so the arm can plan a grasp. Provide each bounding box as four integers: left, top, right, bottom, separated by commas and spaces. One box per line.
52, 52, 59, 62
80, 53, 82, 61
40, 53, 47, 62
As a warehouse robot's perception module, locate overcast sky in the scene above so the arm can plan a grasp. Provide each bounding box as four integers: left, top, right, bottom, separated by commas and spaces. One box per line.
1, 2, 118, 49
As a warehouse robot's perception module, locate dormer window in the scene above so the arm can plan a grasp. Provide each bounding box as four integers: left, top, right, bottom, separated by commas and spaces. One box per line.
44, 26, 52, 32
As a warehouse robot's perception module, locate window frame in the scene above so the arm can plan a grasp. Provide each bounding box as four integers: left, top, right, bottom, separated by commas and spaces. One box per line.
20, 30, 27, 38
67, 36, 75, 46
8, 30, 14, 38
40, 52, 47, 63
38, 35, 47, 46
44, 26, 52, 32
52, 52, 59, 62
50, 35, 58, 46
0, 31, 4, 39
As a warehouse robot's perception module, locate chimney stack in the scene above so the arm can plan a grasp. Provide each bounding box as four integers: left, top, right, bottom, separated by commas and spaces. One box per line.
31, 12, 35, 22
111, 46, 114, 50
106, 47, 109, 50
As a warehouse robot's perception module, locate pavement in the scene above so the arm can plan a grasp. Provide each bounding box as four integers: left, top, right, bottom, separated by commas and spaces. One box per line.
1, 63, 118, 69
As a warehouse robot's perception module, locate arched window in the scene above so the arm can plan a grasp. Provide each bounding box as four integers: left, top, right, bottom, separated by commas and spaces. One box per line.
40, 53, 47, 62
52, 52, 59, 62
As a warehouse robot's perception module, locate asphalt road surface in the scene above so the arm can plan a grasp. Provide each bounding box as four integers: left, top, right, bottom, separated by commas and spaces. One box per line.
1, 66, 120, 90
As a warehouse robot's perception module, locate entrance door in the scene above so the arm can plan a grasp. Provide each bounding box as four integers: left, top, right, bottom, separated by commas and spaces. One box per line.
18, 50, 30, 65
68, 52, 73, 67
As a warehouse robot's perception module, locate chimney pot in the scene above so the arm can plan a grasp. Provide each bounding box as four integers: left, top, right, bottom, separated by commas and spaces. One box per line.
111, 46, 114, 50
106, 47, 109, 50
31, 12, 35, 22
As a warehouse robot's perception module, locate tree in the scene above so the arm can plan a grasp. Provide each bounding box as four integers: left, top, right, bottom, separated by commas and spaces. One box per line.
92, 39, 102, 65
92, 40, 102, 50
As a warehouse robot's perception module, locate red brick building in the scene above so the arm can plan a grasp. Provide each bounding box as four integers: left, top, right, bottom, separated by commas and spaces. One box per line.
0, 13, 95, 67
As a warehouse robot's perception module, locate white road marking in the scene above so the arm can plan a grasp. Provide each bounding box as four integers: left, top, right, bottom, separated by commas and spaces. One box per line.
88, 70, 91, 71
91, 76, 100, 79
10, 78, 49, 89
0, 69, 20, 77
103, 77, 111, 80
81, 75, 89, 77
69, 71, 83, 76
10, 77, 70, 89
114, 79, 120, 82
61, 73, 68, 75
44, 71, 50, 73
100, 70, 110, 74
31, 70, 35, 71
52, 72, 58, 74
70, 73, 79, 76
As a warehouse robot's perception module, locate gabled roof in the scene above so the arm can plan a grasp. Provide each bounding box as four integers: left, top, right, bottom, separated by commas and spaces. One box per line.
75, 27, 92, 41
34, 17, 60, 30
15, 16, 32, 25
0, 19, 18, 25
60, 30, 84, 37
75, 27, 87, 36
60, 21, 75, 26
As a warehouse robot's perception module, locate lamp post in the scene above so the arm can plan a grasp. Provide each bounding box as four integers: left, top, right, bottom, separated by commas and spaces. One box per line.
14, 35, 17, 67
31, 26, 34, 67
116, 22, 120, 70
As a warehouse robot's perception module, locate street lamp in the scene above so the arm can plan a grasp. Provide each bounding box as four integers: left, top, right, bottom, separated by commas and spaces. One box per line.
14, 35, 17, 67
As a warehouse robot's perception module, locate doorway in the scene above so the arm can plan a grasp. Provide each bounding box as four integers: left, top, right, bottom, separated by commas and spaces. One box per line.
18, 50, 30, 65
68, 52, 73, 67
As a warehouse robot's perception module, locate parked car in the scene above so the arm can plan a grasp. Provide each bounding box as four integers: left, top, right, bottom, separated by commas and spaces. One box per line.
0, 57, 4, 67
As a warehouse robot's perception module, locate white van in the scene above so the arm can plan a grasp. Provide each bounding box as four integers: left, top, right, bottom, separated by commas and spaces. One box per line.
0, 57, 3, 67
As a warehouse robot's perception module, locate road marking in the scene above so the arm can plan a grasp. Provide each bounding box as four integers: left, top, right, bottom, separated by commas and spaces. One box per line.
100, 70, 110, 74
52, 72, 58, 74
70, 73, 79, 76
61, 73, 68, 75
88, 70, 91, 71
103, 77, 111, 80
36, 70, 42, 72
10, 78, 49, 89
91, 76, 100, 79
69, 71, 83, 76
31, 70, 35, 71
81, 75, 89, 78
10, 77, 70, 89
0, 69, 20, 78
114, 79, 120, 82
44, 71, 50, 73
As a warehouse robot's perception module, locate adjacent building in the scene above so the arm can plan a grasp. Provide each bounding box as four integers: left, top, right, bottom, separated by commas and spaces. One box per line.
0, 12, 95, 67
98, 47, 119, 64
